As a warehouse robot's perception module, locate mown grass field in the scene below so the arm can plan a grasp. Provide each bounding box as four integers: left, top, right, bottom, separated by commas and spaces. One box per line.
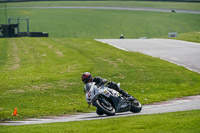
0, 37, 200, 121
0, 2, 200, 38
1, 1, 200, 10
1, 110, 200, 133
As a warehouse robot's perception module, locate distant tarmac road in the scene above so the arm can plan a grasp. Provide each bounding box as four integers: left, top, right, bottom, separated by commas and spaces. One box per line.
96, 39, 200, 73
1, 6, 200, 14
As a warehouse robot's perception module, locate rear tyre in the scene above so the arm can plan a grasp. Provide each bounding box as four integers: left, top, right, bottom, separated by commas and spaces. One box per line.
130, 98, 142, 113
95, 98, 115, 116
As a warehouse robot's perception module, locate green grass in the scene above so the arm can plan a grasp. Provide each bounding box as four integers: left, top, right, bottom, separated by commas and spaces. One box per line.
0, 8, 200, 38
1, 1, 200, 10
169, 32, 200, 43
0, 37, 200, 121
1, 110, 200, 133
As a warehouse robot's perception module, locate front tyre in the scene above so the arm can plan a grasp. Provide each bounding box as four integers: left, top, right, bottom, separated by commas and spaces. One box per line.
95, 99, 115, 116
96, 109, 104, 116
130, 98, 142, 113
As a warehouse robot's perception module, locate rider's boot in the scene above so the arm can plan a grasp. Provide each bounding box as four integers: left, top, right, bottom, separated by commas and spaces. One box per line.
107, 81, 135, 101
120, 90, 135, 101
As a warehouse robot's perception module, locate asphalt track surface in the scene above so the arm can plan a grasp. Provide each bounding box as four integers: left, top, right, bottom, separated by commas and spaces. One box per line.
1, 7, 200, 14
96, 39, 200, 73
0, 95, 199, 126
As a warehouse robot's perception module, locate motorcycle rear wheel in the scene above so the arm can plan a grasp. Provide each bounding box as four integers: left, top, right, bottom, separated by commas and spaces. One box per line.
95, 99, 115, 116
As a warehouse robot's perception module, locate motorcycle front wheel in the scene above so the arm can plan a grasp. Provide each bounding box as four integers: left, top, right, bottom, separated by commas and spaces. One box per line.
95, 98, 115, 116
130, 98, 142, 113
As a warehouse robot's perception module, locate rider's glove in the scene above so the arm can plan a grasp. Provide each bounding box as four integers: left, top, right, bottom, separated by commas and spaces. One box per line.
99, 79, 108, 86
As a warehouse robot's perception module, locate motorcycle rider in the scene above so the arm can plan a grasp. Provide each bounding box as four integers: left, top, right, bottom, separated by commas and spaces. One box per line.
81, 72, 134, 101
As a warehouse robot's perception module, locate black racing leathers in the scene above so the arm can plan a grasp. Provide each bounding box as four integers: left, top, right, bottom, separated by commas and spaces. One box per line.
92, 77, 129, 96
93, 77, 107, 86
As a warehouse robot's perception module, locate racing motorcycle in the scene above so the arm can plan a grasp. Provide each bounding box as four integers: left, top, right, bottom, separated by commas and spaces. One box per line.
85, 82, 142, 116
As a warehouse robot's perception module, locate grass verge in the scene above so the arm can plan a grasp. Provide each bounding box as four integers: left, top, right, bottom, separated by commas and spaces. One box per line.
169, 32, 200, 43
0, 110, 200, 133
